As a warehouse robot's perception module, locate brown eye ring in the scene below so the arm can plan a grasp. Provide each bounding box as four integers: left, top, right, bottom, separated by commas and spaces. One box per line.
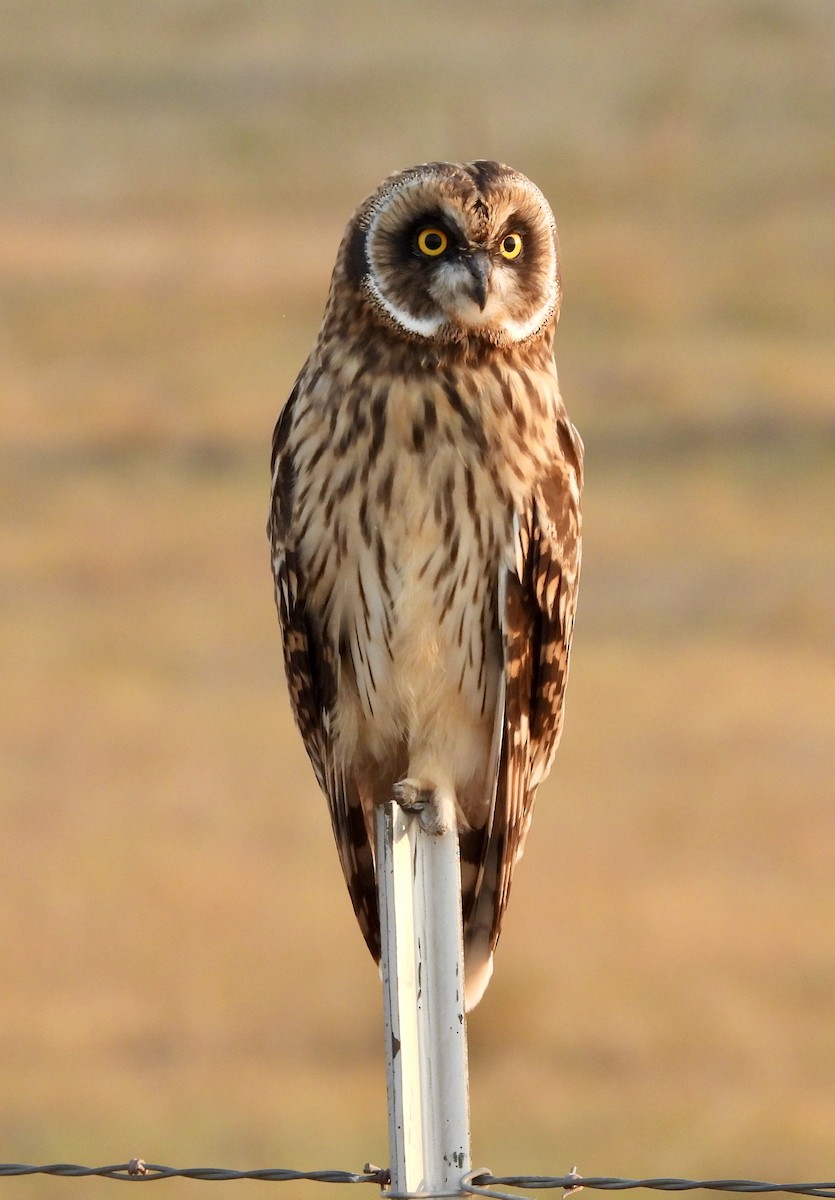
499, 232, 523, 260
416, 227, 448, 257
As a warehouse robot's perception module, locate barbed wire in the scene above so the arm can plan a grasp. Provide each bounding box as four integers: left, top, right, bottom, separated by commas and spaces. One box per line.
463, 1174, 835, 1200
0, 1161, 384, 1184
0, 1162, 833, 1197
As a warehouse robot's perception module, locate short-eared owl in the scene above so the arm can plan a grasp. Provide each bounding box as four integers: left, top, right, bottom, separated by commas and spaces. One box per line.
269, 161, 582, 1009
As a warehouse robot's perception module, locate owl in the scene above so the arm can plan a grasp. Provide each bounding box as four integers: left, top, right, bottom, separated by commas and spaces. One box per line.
269, 160, 582, 1010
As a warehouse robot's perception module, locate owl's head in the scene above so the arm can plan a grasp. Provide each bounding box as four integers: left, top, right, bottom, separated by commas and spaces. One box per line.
335, 161, 561, 349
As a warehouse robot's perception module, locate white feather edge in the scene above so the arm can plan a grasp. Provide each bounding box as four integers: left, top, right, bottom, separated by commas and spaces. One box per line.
485, 568, 509, 842
363, 272, 445, 339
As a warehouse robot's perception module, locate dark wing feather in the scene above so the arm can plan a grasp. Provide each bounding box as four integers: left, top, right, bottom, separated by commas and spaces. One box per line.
469, 415, 584, 957
269, 384, 381, 960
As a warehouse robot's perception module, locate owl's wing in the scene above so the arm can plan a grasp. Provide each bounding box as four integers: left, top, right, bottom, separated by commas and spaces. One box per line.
470, 415, 584, 961
269, 384, 381, 961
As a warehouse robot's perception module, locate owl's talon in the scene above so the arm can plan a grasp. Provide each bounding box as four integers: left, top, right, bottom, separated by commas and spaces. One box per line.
392, 779, 455, 835
392, 778, 433, 810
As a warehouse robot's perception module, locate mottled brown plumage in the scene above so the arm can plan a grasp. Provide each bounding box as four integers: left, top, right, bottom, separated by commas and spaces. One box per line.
269, 161, 582, 1008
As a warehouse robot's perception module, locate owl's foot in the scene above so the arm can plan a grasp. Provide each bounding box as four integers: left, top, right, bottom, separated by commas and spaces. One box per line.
392, 778, 456, 836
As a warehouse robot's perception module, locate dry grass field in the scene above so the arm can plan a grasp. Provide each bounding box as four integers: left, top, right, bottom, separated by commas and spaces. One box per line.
1, 3, 834, 1198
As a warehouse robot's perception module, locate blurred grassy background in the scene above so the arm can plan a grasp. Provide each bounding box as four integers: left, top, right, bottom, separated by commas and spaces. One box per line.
1, 1, 834, 1196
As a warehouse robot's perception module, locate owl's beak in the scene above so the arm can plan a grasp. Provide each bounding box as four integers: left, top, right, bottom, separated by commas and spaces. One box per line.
464, 251, 491, 311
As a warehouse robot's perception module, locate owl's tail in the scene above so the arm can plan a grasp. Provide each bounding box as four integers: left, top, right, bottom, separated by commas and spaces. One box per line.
459, 818, 503, 1011
463, 940, 494, 1010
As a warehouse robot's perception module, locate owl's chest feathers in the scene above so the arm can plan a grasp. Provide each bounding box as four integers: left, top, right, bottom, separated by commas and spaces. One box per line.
292, 358, 559, 749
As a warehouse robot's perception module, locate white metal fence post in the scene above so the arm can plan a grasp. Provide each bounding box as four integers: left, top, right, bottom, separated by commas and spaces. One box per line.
376, 801, 472, 1198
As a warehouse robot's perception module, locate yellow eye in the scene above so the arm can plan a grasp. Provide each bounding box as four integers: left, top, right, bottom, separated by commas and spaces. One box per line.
499, 232, 523, 260
417, 227, 448, 257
